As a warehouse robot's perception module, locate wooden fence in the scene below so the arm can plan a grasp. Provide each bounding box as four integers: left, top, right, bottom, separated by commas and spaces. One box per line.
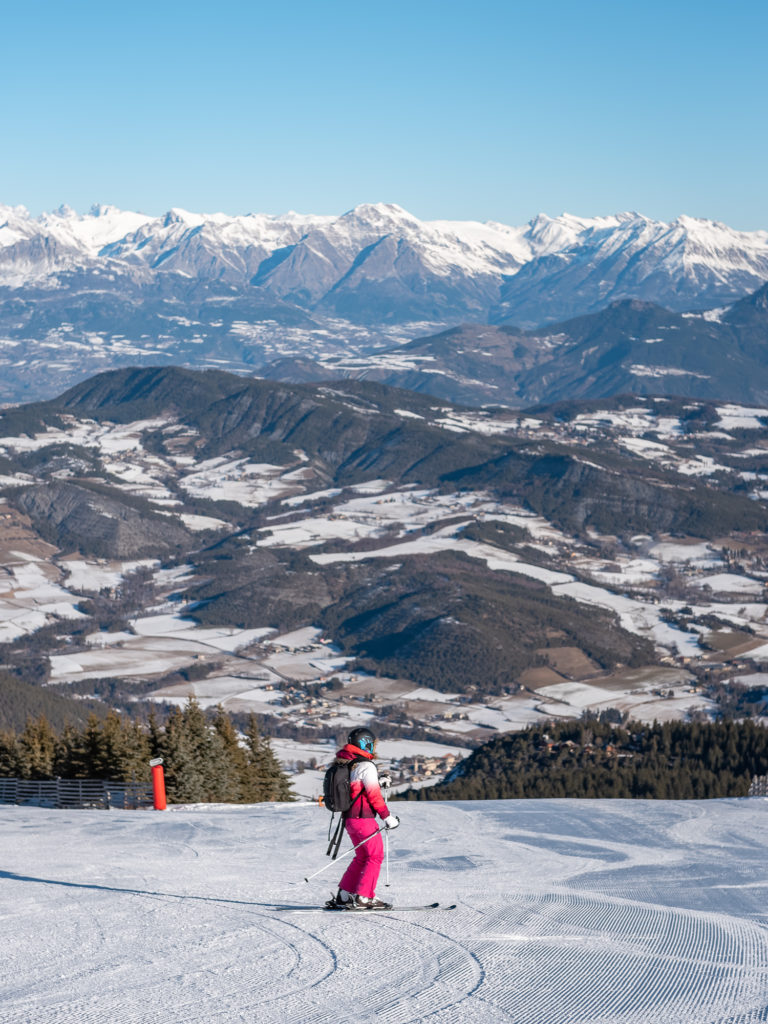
0, 777, 154, 810
748, 775, 768, 797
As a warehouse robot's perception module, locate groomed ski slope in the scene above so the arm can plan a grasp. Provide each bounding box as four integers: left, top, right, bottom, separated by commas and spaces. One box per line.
1, 799, 767, 1023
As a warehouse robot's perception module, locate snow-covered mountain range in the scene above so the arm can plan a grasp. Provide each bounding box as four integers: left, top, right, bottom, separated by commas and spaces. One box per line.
1, 201, 767, 403
2, 202, 767, 323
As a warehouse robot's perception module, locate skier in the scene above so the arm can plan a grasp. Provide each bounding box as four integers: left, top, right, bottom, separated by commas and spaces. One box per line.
327, 726, 400, 910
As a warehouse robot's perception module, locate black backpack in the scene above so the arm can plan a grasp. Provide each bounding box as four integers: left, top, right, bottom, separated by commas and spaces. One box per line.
323, 756, 367, 814
323, 755, 371, 860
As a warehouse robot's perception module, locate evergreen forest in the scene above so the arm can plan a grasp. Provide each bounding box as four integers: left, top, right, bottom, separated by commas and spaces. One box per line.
0, 700, 294, 804
403, 719, 768, 801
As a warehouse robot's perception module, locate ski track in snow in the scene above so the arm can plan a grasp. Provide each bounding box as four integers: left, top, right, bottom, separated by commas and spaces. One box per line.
1, 800, 768, 1023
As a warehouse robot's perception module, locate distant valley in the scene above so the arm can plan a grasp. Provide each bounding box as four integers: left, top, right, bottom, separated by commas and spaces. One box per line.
262, 284, 768, 407
1, 367, 767, 794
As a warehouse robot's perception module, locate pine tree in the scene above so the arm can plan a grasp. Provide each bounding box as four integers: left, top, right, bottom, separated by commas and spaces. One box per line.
0, 730, 20, 776
54, 723, 85, 777
161, 698, 228, 803
244, 714, 294, 802
81, 713, 112, 778
212, 706, 249, 802
18, 716, 57, 779
162, 701, 208, 802
117, 719, 152, 784
147, 709, 163, 760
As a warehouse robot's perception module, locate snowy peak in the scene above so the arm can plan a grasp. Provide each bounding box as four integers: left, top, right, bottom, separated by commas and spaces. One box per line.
525, 211, 615, 254
341, 201, 417, 227
0, 203, 153, 266
0, 200, 767, 396
492, 211, 768, 326
1, 201, 766, 319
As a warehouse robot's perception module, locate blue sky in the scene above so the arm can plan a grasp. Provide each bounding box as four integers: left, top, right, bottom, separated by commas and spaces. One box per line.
3, 0, 766, 228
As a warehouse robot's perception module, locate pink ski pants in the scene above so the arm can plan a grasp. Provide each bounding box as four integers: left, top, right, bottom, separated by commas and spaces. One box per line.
339, 817, 383, 899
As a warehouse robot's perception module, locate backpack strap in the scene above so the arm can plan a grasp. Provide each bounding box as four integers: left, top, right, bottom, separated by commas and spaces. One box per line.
327, 813, 345, 859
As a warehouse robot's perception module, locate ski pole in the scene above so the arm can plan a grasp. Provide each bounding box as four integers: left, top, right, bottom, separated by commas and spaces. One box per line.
304, 825, 386, 883
383, 780, 391, 887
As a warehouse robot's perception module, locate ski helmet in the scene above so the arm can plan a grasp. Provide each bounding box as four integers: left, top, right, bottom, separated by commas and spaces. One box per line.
348, 727, 375, 754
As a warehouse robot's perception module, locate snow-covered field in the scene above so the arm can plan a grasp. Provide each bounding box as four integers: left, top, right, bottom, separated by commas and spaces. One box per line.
0, 557, 86, 643
1, 798, 767, 1023
49, 615, 275, 683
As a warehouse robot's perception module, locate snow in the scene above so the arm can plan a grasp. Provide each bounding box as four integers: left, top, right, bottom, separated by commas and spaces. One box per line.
4, 204, 768, 300
49, 615, 276, 682
587, 557, 659, 586
130, 614, 273, 654
41, 204, 153, 252
536, 681, 626, 709
49, 649, 189, 681
178, 513, 229, 532
179, 458, 299, 507
533, 679, 714, 724
571, 408, 688, 443
311, 528, 571, 586
618, 436, 673, 458
261, 489, 490, 550
434, 412, 518, 435
648, 540, 721, 566
0, 608, 48, 643
0, 418, 169, 456
716, 404, 768, 431
267, 626, 324, 650
59, 558, 157, 591
2, 798, 768, 1023
740, 642, 768, 663
629, 365, 710, 379
687, 600, 768, 630
675, 455, 727, 476
692, 573, 766, 595
398, 687, 461, 703
261, 514, 378, 548
573, 408, 665, 433
731, 672, 768, 689
151, 675, 284, 711
0, 473, 34, 488
550, 580, 706, 657
282, 488, 343, 508
0, 562, 86, 642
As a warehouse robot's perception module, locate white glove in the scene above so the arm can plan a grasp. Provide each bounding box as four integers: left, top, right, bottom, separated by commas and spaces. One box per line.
379, 773, 392, 788
384, 814, 400, 830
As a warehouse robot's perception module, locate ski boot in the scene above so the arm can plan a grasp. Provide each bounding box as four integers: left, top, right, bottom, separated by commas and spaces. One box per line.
351, 895, 393, 911
325, 888, 354, 909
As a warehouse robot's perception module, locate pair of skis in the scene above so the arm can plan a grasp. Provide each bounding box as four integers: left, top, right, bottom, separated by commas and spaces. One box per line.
276, 901, 456, 914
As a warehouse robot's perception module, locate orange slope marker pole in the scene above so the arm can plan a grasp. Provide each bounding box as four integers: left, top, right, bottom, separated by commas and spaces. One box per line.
150, 757, 167, 810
